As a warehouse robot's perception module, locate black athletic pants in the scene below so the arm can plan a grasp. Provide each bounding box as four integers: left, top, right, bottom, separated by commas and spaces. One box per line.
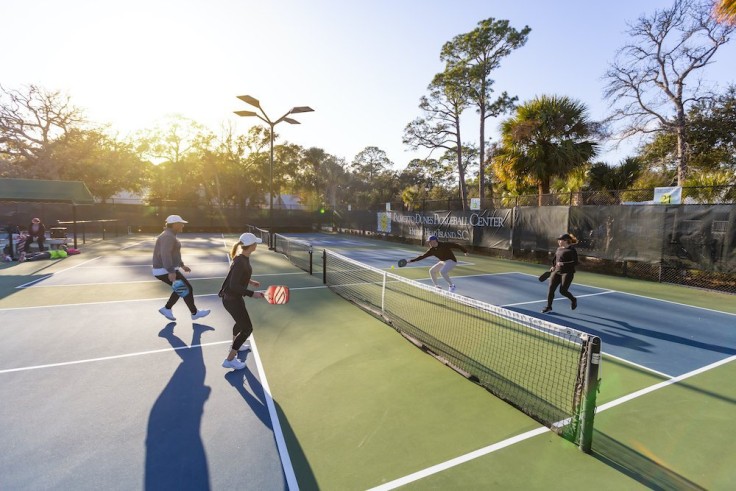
546, 271, 576, 307
222, 294, 253, 351
155, 271, 197, 314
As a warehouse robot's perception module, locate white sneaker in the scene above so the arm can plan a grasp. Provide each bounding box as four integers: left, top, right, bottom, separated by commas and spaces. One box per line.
191, 309, 210, 320
222, 357, 246, 370
158, 307, 176, 321
449, 284, 456, 293
434, 284, 442, 289
237, 342, 251, 352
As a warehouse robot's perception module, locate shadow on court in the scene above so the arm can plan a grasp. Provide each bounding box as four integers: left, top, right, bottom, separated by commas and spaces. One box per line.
224, 362, 272, 430
145, 323, 213, 490
593, 430, 706, 491
223, 370, 320, 490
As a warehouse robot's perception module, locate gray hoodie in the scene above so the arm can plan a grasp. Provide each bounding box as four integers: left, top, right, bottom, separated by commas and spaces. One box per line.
152, 228, 183, 274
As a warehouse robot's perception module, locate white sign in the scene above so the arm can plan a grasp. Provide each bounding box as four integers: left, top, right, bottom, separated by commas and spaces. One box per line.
470, 198, 480, 210
654, 186, 682, 205
385, 202, 391, 211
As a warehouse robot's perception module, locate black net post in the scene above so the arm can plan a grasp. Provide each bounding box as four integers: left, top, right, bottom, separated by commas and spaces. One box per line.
579, 335, 601, 453
322, 249, 327, 284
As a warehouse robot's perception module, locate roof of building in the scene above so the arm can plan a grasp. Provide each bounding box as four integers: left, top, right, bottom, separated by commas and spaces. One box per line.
0, 178, 95, 205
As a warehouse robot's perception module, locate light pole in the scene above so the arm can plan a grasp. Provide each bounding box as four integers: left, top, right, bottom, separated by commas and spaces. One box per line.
234, 95, 314, 237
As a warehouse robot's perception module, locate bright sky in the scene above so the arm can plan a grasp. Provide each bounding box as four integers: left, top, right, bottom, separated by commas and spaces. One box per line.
4, 0, 735, 169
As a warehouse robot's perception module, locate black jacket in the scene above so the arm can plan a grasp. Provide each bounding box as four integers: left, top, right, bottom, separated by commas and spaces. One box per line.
410, 241, 468, 263
552, 245, 578, 274
220, 255, 255, 297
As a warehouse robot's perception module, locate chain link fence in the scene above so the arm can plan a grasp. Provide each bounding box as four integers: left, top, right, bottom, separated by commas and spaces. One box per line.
2, 185, 734, 294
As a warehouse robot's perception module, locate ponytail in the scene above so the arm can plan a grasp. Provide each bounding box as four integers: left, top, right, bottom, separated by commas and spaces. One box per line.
230, 241, 242, 260
568, 234, 578, 244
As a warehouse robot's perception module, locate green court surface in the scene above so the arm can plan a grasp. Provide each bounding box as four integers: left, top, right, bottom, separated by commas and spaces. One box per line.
1, 233, 734, 490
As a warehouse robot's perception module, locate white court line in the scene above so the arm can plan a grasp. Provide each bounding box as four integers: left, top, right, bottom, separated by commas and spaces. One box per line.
0, 285, 329, 312
120, 239, 153, 250
597, 354, 736, 411
222, 234, 300, 488
502, 290, 616, 307
601, 352, 674, 379
0, 340, 232, 374
16, 271, 309, 289
445, 271, 528, 280
249, 336, 300, 490
368, 353, 736, 491
367, 427, 551, 491
613, 289, 736, 317
517, 272, 736, 316
74, 261, 230, 269
0, 332, 300, 489
15, 256, 103, 288
516, 271, 613, 291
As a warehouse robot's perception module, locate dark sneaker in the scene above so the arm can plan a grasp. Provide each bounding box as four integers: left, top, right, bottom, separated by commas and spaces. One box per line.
571, 298, 577, 310
541, 306, 553, 313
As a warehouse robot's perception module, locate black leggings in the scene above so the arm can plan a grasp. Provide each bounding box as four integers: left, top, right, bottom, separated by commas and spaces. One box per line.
222, 295, 253, 350
546, 271, 576, 307
155, 271, 197, 314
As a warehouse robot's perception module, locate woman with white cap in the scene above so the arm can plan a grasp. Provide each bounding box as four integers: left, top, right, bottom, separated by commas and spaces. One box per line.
219, 232, 265, 370
152, 215, 210, 321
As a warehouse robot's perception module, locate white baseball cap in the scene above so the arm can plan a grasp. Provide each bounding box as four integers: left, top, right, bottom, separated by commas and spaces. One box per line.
165, 215, 188, 224
239, 232, 263, 246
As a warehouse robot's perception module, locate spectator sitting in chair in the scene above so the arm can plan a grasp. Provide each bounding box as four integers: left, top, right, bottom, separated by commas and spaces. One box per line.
25, 218, 46, 252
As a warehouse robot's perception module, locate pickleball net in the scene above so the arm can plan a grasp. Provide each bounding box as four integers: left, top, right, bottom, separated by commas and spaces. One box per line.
322, 249, 601, 452
274, 233, 313, 274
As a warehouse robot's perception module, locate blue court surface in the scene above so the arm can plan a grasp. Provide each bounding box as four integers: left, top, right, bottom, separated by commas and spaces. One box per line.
285, 232, 736, 379
0, 236, 293, 490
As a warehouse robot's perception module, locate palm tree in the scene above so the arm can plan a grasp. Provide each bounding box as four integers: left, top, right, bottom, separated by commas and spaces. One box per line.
494, 95, 598, 205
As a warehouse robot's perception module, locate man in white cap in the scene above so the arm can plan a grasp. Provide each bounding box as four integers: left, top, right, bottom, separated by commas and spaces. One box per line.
152, 215, 210, 321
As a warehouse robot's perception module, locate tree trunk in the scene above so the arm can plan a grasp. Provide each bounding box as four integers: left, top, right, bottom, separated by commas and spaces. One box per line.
537, 178, 550, 207
457, 149, 467, 211
479, 106, 486, 204
675, 107, 688, 186
456, 126, 468, 210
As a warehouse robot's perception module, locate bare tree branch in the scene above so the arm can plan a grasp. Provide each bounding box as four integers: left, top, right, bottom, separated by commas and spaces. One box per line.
603, 0, 734, 184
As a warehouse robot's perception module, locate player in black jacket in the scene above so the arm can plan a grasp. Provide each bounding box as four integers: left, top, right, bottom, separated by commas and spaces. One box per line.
219, 232, 266, 370
542, 233, 579, 313
407, 235, 468, 292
